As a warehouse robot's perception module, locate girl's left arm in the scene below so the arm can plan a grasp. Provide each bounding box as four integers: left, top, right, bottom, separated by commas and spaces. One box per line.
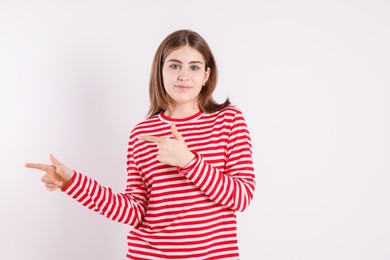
178, 111, 255, 212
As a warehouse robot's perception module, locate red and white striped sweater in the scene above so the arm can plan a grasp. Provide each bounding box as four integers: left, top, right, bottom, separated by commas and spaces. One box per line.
62, 106, 255, 259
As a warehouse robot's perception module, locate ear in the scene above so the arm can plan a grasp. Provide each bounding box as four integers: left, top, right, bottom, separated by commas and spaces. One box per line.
203, 67, 211, 85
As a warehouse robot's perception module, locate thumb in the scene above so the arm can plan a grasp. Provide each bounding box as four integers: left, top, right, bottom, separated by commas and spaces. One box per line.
50, 153, 62, 167
171, 124, 183, 140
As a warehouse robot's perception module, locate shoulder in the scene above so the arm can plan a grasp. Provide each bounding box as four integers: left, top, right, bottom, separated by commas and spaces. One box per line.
200, 106, 248, 130
129, 115, 162, 139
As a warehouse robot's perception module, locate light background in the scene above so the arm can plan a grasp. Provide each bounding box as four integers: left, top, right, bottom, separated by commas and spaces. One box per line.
1, 0, 389, 259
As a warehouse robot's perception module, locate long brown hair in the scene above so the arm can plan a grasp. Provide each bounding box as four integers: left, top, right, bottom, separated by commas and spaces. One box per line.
147, 29, 231, 117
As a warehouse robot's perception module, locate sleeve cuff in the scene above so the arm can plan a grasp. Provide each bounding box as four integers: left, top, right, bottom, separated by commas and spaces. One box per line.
61, 170, 77, 192
178, 153, 200, 175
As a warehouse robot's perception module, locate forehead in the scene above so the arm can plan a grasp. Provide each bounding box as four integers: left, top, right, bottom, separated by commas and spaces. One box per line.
165, 45, 205, 63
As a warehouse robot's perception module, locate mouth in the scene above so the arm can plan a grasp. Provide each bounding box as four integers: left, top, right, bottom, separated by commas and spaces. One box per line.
175, 85, 192, 89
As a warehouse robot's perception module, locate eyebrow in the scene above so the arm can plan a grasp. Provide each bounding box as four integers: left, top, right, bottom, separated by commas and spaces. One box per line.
166, 59, 204, 65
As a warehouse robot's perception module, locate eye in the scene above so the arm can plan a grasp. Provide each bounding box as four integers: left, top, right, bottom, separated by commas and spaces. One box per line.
191, 65, 200, 70
169, 64, 180, 69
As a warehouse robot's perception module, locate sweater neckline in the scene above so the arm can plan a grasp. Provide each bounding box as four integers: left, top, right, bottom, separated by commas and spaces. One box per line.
158, 110, 204, 124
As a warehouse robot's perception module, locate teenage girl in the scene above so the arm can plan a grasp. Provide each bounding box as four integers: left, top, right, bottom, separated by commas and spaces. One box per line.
26, 29, 256, 260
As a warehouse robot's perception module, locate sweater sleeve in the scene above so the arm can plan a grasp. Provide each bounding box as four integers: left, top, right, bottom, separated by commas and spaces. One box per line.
178, 110, 255, 212
61, 140, 148, 227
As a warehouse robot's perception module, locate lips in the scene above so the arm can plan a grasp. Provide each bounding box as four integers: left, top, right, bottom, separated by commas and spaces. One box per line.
175, 85, 192, 89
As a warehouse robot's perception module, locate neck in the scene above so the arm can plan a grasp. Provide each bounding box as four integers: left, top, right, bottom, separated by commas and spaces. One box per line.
164, 104, 200, 119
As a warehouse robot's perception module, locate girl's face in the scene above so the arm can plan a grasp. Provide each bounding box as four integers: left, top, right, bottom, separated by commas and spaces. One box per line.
162, 45, 210, 110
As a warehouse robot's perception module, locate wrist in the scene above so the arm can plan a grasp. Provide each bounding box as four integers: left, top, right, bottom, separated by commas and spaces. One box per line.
60, 170, 76, 190
180, 152, 195, 168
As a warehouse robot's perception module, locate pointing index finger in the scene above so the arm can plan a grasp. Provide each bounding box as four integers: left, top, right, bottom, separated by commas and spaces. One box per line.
25, 163, 53, 172
138, 135, 164, 143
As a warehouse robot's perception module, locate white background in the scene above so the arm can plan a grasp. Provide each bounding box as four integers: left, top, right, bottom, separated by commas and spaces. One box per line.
1, 0, 389, 259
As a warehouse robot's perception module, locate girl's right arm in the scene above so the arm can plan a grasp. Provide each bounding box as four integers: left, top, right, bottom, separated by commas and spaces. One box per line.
26, 152, 148, 228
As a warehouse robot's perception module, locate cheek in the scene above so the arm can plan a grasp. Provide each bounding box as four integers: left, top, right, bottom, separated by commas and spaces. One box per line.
162, 69, 176, 83
161, 70, 170, 89
194, 73, 206, 84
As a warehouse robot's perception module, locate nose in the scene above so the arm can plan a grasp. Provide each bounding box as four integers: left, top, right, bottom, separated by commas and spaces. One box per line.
178, 68, 189, 81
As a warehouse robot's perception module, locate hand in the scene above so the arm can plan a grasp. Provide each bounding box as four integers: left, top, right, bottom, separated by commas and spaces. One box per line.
139, 124, 195, 168
25, 154, 74, 191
